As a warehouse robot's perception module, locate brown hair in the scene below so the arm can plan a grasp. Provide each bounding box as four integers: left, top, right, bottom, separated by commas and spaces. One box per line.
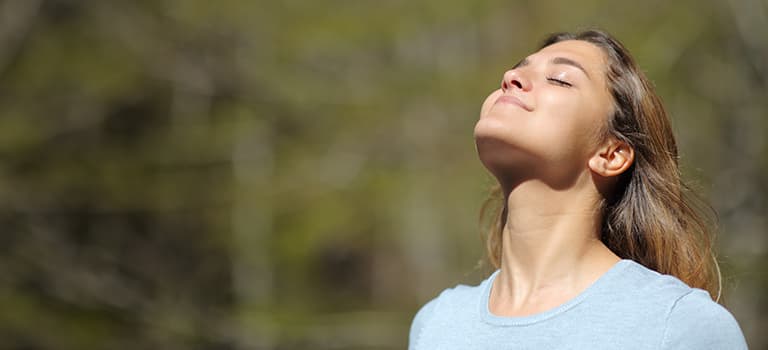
480, 30, 722, 301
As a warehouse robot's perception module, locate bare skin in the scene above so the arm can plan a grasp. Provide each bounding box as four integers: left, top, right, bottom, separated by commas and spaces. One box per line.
473, 40, 635, 317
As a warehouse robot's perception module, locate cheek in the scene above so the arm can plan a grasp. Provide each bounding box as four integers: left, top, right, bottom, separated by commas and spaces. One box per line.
535, 93, 606, 159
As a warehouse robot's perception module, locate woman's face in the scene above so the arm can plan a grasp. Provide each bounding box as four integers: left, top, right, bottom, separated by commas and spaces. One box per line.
474, 40, 614, 186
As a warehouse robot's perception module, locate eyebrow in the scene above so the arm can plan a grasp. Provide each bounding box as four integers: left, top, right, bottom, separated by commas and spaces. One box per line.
513, 56, 591, 79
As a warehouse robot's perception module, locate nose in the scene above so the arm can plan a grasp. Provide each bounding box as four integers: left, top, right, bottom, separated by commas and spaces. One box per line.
501, 69, 531, 92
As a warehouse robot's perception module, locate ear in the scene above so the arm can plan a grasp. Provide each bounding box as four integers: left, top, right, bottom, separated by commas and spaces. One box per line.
588, 138, 634, 177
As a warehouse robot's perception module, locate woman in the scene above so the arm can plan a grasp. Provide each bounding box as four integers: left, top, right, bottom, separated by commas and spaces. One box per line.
408, 30, 748, 349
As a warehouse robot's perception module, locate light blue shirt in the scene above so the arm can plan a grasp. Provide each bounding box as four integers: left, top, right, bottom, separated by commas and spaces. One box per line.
409, 259, 748, 349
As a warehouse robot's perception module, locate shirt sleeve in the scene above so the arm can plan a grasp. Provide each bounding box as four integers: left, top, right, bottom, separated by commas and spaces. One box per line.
408, 297, 438, 350
661, 289, 748, 349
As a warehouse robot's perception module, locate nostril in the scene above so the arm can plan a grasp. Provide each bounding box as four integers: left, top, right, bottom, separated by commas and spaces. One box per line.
502, 81, 508, 90
511, 79, 523, 89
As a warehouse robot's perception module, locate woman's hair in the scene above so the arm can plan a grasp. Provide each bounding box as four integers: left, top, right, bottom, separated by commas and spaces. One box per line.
480, 29, 722, 301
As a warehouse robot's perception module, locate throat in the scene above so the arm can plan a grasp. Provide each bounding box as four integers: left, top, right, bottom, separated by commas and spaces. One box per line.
487, 251, 621, 317
487, 276, 584, 317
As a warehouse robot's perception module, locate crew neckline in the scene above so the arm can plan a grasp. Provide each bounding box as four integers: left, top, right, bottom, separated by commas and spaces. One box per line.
479, 259, 633, 326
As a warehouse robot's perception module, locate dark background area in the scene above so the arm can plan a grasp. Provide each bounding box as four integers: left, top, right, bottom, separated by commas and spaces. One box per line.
0, 0, 766, 349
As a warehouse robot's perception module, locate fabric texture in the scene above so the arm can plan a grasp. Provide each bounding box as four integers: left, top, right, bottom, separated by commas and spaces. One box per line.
409, 259, 747, 349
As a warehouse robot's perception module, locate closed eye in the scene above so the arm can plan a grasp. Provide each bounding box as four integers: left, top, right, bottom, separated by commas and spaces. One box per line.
547, 77, 572, 87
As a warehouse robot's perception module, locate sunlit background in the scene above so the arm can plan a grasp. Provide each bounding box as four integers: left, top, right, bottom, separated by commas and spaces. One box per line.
0, 0, 766, 349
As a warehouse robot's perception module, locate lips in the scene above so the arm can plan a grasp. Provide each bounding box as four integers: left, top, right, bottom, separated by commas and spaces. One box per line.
494, 94, 532, 111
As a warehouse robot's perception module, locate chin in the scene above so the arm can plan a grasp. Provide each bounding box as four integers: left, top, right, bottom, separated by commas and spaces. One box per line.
474, 124, 542, 188
475, 134, 525, 172
474, 114, 509, 140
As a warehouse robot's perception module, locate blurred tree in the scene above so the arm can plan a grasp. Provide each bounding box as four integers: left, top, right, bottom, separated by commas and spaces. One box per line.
0, 0, 765, 349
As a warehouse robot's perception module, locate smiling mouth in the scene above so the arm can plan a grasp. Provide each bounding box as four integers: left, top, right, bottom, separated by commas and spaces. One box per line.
494, 95, 532, 111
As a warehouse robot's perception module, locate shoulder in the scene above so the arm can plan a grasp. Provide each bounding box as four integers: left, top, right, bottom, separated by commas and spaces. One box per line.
619, 260, 692, 295
408, 277, 488, 350
616, 261, 747, 349
408, 282, 481, 330
660, 289, 748, 349
408, 297, 437, 350
614, 260, 707, 307
414, 276, 486, 316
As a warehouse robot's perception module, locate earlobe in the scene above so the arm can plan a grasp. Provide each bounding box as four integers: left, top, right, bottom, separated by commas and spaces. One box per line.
589, 140, 634, 177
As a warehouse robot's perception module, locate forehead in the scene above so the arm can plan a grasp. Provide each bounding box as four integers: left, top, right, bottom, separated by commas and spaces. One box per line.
532, 40, 607, 76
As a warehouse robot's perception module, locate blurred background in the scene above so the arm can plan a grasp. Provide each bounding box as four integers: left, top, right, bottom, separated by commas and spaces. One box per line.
0, 0, 766, 349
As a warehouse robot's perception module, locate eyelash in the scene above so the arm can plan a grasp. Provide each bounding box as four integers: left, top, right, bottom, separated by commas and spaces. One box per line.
547, 77, 572, 87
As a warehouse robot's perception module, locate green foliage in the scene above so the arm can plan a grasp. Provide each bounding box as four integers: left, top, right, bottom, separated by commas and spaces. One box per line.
0, 0, 765, 349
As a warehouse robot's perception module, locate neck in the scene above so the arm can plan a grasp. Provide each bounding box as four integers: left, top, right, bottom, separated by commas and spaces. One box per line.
490, 175, 620, 316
